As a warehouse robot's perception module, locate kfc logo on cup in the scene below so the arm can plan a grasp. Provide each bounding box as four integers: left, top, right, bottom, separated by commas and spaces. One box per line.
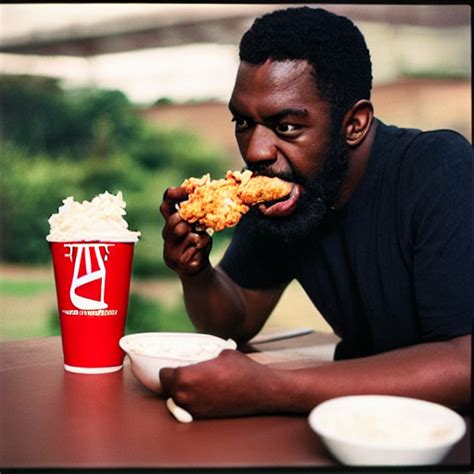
66, 243, 113, 311
53, 242, 134, 318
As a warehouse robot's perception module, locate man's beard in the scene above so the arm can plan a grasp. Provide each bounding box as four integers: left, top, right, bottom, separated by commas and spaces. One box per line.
239, 130, 349, 246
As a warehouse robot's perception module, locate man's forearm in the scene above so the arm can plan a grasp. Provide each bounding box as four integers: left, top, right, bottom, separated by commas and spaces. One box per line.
269, 335, 471, 413
180, 264, 248, 341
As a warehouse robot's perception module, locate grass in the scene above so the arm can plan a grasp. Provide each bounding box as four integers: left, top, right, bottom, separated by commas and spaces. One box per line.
1, 273, 57, 340
0, 271, 195, 340
0, 264, 333, 341
0, 278, 54, 296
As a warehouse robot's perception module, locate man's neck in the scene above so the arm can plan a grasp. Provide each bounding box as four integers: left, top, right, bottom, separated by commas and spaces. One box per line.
333, 119, 378, 210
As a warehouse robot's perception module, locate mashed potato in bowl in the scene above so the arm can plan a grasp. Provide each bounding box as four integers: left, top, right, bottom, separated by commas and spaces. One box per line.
308, 395, 466, 466
120, 332, 237, 393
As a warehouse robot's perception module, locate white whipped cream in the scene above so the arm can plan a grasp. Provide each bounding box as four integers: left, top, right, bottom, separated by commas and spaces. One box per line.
46, 191, 141, 242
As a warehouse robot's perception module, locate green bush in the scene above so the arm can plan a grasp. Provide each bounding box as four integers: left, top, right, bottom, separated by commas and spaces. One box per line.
0, 75, 81, 156
0, 74, 234, 275
0, 145, 82, 262
125, 293, 195, 334
0, 74, 227, 175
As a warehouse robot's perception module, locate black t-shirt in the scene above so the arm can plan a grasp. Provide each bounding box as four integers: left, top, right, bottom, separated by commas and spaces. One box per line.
220, 119, 473, 359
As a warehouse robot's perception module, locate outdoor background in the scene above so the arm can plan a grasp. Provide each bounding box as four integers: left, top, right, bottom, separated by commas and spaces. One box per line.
0, 4, 471, 341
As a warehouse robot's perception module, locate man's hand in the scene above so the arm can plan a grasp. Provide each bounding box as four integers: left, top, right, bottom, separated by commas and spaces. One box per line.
159, 350, 281, 418
159, 335, 471, 419
159, 186, 277, 343
160, 186, 212, 277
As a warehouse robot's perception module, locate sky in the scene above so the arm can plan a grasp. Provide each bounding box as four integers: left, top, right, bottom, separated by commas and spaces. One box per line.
0, 43, 241, 103
0, 4, 247, 103
0, 4, 254, 37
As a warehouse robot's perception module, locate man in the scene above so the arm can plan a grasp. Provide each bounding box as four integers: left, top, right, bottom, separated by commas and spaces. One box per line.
159, 7, 472, 418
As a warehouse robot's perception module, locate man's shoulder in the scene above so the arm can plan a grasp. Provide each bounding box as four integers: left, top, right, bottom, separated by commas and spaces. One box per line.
392, 127, 473, 209
407, 129, 472, 180
407, 127, 472, 155
371, 122, 472, 207
377, 122, 473, 174
377, 120, 471, 155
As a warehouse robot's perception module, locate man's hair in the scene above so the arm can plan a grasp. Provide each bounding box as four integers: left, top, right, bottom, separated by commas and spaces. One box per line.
239, 7, 373, 122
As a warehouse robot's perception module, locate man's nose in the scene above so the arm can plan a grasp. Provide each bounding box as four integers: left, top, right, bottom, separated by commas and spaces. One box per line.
244, 124, 277, 166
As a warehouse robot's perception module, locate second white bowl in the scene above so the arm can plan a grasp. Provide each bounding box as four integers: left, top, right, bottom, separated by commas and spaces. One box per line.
308, 395, 466, 466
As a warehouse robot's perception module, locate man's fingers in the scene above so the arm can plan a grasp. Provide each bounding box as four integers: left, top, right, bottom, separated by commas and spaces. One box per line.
188, 231, 211, 249
160, 186, 188, 219
160, 185, 213, 276
180, 246, 197, 265
159, 367, 177, 394
162, 215, 192, 241
179, 233, 212, 263
159, 199, 176, 220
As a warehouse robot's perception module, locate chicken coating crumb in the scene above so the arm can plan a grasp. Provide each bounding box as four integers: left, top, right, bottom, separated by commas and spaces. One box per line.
178, 170, 292, 233
239, 175, 293, 205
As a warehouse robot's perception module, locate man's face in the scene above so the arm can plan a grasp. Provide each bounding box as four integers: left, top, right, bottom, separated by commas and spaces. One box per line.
228, 59, 349, 243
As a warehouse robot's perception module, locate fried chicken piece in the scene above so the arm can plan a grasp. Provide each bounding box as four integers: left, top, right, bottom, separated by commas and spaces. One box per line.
239, 175, 293, 205
178, 171, 249, 233
178, 170, 293, 233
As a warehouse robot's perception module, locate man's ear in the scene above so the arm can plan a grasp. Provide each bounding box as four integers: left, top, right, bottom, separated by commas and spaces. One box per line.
343, 100, 374, 147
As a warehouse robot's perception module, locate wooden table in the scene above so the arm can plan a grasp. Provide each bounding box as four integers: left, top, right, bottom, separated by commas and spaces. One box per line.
0, 333, 471, 470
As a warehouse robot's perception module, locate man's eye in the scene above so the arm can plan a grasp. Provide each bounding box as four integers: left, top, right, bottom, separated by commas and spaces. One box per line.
232, 117, 250, 132
275, 123, 299, 135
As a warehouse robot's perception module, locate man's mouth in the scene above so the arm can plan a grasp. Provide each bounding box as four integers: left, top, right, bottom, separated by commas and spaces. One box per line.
258, 183, 301, 217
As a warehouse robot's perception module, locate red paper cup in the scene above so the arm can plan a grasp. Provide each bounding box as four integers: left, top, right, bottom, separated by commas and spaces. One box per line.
50, 241, 135, 374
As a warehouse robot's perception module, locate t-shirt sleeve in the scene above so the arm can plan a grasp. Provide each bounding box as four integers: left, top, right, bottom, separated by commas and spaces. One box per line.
405, 130, 473, 341
219, 219, 294, 290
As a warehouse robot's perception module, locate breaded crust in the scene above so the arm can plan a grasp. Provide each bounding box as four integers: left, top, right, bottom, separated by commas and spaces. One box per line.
239, 175, 293, 205
178, 170, 292, 233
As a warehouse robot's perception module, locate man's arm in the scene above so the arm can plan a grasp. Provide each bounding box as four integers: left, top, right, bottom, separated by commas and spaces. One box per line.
181, 265, 285, 343
159, 334, 471, 418
159, 186, 471, 417
160, 186, 285, 343
279, 333, 471, 412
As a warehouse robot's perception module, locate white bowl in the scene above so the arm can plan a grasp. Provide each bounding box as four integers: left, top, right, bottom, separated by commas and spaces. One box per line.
119, 332, 237, 393
308, 395, 466, 466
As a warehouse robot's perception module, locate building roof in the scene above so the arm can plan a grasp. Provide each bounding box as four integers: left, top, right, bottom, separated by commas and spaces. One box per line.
0, 4, 470, 57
